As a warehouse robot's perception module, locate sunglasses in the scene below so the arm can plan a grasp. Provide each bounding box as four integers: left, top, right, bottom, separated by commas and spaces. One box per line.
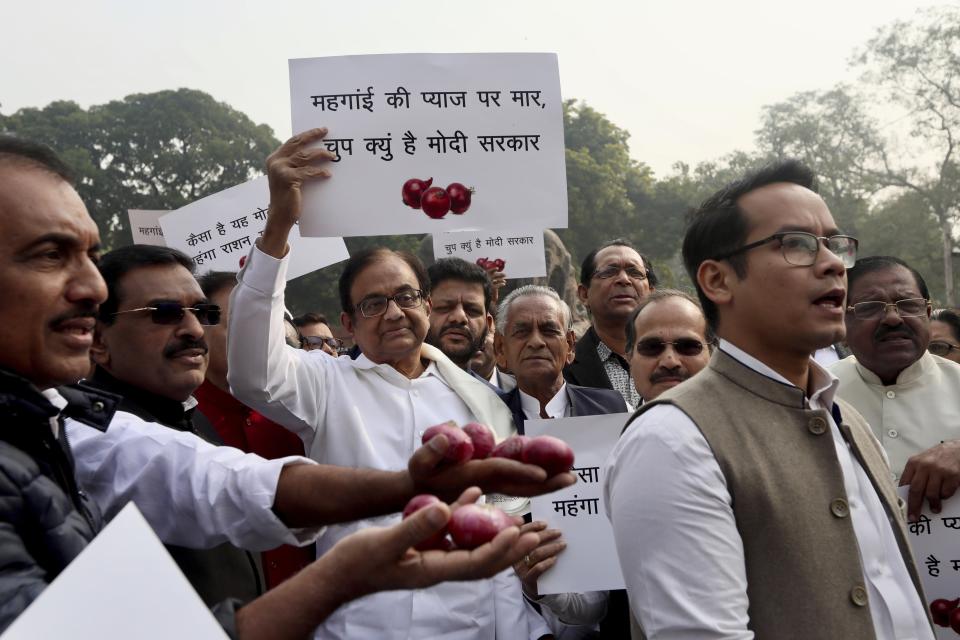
302, 335, 344, 350
112, 302, 221, 326
635, 338, 706, 357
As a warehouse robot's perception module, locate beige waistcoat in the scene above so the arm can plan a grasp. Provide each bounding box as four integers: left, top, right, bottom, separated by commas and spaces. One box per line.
624, 350, 928, 640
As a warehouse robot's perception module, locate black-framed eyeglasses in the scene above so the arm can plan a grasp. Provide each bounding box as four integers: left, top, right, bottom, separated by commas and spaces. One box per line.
112, 302, 221, 326
846, 298, 929, 320
712, 232, 858, 268
929, 341, 960, 358
593, 265, 648, 281
302, 335, 344, 350
634, 338, 706, 357
356, 289, 424, 318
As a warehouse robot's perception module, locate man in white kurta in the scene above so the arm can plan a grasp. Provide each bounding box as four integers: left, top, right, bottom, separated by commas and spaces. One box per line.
227, 129, 557, 640
833, 255, 960, 520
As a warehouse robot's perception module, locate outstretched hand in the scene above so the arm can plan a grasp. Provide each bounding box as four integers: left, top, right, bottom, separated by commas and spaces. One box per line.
329, 487, 540, 600
408, 434, 576, 502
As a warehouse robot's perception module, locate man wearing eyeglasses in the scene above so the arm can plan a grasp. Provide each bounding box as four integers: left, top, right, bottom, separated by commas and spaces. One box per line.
831, 256, 960, 523
565, 239, 657, 408
293, 312, 342, 356
605, 161, 932, 639
227, 129, 570, 640
624, 289, 713, 404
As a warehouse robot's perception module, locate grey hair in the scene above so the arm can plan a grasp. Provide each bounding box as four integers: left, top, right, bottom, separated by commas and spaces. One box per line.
495, 285, 572, 334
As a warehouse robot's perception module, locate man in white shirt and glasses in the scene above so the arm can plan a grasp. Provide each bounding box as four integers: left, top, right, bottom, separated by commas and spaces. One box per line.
227, 128, 571, 640
605, 159, 933, 639
831, 255, 960, 522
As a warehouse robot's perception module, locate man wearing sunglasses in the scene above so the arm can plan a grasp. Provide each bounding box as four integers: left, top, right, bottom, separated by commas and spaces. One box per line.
85, 244, 266, 605
831, 256, 960, 523
624, 289, 713, 404
227, 128, 570, 640
566, 240, 658, 408
0, 136, 574, 637
606, 160, 931, 639
293, 312, 342, 356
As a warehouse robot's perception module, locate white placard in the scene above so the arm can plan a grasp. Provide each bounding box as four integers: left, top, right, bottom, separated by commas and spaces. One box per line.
289, 53, 567, 237
527, 413, 629, 594
898, 488, 960, 638
128, 209, 168, 246
2, 504, 228, 640
432, 228, 547, 279
159, 176, 349, 280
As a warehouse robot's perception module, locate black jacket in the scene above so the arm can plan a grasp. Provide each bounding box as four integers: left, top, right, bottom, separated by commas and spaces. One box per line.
497, 383, 627, 435
0, 369, 119, 633
86, 369, 263, 607
564, 327, 618, 391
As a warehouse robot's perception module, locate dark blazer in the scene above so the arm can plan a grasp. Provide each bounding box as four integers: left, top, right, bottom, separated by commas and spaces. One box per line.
497, 383, 627, 435
563, 326, 615, 391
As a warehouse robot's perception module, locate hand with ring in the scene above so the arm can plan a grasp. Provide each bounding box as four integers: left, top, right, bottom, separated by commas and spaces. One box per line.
512, 520, 566, 599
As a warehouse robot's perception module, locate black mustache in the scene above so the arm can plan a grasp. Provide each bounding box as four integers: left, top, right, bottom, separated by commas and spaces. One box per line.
49, 305, 98, 329
650, 367, 689, 385
875, 325, 914, 341
441, 324, 476, 339
164, 339, 208, 358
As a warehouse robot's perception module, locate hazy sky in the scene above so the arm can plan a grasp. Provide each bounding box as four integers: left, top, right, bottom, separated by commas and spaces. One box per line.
1, 0, 935, 177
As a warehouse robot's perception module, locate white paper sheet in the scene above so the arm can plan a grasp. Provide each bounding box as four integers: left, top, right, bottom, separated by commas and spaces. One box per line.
2, 503, 228, 640
527, 413, 629, 594
898, 488, 960, 638
289, 53, 567, 237
432, 227, 547, 279
159, 176, 349, 280
128, 209, 168, 246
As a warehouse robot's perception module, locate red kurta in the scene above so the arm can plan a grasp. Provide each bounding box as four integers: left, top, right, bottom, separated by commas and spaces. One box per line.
194, 380, 314, 589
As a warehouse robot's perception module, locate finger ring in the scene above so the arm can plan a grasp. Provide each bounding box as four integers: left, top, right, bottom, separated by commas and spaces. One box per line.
524, 554, 533, 567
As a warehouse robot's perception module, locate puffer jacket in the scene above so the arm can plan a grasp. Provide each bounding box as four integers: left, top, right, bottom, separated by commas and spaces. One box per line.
0, 369, 118, 633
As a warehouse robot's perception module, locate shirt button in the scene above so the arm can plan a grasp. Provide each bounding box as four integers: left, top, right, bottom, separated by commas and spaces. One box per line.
888, 429, 899, 438
91, 401, 105, 413
808, 417, 827, 435
886, 390, 896, 399
831, 498, 850, 518
850, 585, 868, 607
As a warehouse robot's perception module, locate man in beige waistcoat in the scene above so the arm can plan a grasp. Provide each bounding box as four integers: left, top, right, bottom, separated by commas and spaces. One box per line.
604, 160, 932, 639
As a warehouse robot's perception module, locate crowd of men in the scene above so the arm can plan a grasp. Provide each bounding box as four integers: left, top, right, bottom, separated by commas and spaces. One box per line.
3, 126, 960, 639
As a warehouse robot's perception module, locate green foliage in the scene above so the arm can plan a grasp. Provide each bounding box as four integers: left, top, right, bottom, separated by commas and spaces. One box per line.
858, 192, 959, 305
558, 100, 655, 266
0, 89, 279, 250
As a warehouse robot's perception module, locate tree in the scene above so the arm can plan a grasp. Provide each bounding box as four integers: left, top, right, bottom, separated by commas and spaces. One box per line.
856, 6, 960, 305
0, 89, 279, 250
755, 86, 887, 235
559, 100, 654, 265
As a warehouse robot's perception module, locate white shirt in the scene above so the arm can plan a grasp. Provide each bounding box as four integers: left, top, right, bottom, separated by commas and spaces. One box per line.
488, 366, 518, 392
604, 339, 932, 640
520, 384, 572, 420
67, 411, 321, 551
831, 352, 960, 480
227, 244, 548, 640
41, 388, 67, 439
